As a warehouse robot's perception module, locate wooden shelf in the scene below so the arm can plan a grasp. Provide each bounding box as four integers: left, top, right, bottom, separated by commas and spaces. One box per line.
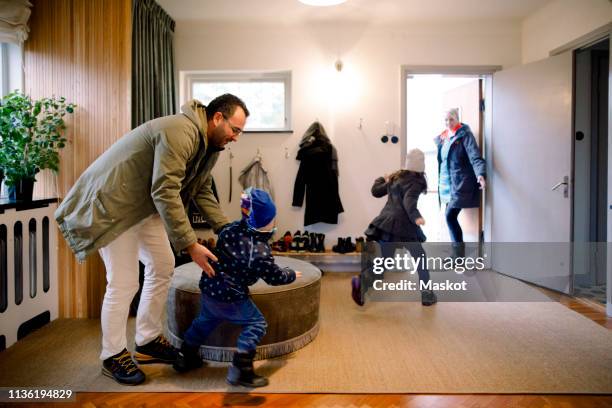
272, 250, 361, 272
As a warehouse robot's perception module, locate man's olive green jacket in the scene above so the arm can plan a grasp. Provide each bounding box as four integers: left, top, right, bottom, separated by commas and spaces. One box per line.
55, 100, 228, 262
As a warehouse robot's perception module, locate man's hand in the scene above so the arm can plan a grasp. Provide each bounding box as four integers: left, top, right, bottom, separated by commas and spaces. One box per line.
295, 271, 303, 279
187, 242, 218, 278
415, 217, 426, 226
477, 175, 486, 190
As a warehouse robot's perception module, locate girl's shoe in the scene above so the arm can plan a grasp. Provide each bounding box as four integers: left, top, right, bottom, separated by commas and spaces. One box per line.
421, 290, 437, 306
351, 276, 364, 306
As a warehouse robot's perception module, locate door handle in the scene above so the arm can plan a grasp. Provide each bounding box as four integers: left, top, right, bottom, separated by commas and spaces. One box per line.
551, 176, 569, 198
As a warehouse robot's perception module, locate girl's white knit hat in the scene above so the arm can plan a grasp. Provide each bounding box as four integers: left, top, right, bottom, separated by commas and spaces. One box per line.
404, 148, 425, 172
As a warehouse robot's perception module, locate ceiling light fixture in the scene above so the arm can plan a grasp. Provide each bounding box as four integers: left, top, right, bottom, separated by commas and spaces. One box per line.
298, 0, 347, 6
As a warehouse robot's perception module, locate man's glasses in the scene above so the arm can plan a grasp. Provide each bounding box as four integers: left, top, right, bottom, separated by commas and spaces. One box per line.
223, 115, 243, 137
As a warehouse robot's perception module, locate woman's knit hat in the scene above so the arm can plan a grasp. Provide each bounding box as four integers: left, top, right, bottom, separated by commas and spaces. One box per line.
240, 187, 276, 229
404, 148, 425, 173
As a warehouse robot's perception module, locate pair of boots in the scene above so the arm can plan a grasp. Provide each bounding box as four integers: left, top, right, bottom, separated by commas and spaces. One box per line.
332, 237, 356, 253
290, 230, 307, 252
308, 232, 325, 252
290, 231, 326, 252
174, 343, 267, 388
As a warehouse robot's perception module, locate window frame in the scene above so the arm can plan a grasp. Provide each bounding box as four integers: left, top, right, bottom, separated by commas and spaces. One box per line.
179, 70, 292, 133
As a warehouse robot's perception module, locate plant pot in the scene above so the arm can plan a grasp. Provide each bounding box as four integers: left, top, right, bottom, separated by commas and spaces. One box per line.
8, 177, 36, 202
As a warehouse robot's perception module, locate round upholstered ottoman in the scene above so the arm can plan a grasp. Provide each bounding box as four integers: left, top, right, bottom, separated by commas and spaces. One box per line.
166, 256, 321, 362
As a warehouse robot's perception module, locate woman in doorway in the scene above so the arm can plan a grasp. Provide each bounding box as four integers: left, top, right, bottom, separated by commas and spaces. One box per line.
435, 108, 486, 255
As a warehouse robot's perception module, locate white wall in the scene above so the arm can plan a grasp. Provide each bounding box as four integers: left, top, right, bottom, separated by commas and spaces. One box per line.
175, 20, 522, 245
522, 0, 612, 63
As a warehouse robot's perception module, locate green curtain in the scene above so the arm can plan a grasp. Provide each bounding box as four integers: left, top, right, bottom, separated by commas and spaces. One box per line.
131, 0, 176, 128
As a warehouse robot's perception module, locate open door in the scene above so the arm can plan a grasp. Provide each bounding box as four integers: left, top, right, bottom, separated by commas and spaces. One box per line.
491, 52, 573, 293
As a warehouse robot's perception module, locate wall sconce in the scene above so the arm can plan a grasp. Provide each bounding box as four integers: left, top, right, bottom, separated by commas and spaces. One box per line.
335, 59, 343, 72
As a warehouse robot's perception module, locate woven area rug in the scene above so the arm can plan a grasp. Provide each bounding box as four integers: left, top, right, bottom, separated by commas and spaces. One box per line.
0, 273, 611, 393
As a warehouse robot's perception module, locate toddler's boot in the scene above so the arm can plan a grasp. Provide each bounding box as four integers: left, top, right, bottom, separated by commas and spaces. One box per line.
173, 342, 204, 373
226, 350, 268, 388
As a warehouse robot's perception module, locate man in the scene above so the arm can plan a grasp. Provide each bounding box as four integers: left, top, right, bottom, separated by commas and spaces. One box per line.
55, 94, 249, 385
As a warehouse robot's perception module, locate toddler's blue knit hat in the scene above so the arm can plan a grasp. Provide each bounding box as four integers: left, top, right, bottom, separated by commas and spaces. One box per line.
240, 187, 276, 229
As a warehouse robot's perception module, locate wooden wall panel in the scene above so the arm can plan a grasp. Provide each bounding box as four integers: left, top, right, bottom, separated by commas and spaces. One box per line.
25, 0, 131, 317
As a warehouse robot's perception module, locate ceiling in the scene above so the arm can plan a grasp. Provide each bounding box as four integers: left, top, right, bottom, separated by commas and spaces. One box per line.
157, 0, 551, 24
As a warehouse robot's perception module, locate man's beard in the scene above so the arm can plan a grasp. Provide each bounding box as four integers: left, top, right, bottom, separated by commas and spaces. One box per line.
209, 126, 227, 148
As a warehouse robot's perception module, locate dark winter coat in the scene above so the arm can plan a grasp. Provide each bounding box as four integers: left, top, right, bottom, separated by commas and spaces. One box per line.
365, 172, 427, 242
292, 122, 344, 226
434, 124, 486, 209
200, 220, 296, 302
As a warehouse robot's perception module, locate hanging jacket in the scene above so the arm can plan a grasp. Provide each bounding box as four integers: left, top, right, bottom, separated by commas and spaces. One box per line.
434, 123, 486, 208
238, 154, 274, 199
200, 220, 296, 302
292, 122, 344, 226
55, 99, 229, 262
365, 171, 427, 242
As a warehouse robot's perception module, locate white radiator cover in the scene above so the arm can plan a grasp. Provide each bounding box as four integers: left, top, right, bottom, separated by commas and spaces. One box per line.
0, 203, 58, 350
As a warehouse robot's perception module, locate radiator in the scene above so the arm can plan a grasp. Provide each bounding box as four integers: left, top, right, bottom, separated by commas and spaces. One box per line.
0, 202, 58, 351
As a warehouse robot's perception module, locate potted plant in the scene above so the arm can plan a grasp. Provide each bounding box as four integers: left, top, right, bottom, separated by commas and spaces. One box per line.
0, 91, 75, 202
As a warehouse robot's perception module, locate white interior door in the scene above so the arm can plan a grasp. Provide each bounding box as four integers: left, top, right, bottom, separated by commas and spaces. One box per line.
491, 52, 573, 293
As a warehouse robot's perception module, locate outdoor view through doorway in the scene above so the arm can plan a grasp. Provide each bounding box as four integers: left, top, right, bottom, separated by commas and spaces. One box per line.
405, 75, 484, 243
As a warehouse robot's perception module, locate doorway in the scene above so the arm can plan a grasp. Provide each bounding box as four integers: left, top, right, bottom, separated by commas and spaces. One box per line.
405, 74, 486, 243
572, 38, 609, 305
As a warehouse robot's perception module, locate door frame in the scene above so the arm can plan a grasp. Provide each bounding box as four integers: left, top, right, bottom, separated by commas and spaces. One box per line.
400, 65, 501, 266
551, 23, 612, 315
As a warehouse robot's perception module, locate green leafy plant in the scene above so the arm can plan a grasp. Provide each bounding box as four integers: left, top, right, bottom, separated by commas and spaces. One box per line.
0, 91, 75, 187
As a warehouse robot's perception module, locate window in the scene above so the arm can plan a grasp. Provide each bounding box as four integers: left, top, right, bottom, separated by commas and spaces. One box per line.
0, 42, 23, 98
180, 71, 292, 132
0, 43, 9, 97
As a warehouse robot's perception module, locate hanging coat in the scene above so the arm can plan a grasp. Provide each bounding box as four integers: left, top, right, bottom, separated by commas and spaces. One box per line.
292, 121, 344, 226
238, 154, 274, 199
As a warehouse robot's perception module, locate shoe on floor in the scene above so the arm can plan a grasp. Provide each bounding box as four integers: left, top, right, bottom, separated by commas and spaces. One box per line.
134, 335, 178, 364
421, 290, 437, 306
351, 276, 364, 306
102, 348, 145, 386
